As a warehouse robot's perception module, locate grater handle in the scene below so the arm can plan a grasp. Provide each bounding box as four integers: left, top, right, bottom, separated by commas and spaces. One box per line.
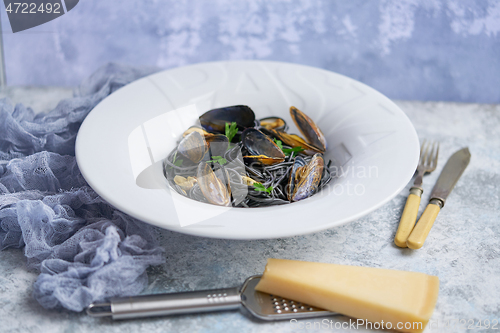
87, 287, 241, 320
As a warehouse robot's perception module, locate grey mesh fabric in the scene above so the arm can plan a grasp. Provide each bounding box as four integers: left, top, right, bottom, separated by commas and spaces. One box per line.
0, 64, 165, 312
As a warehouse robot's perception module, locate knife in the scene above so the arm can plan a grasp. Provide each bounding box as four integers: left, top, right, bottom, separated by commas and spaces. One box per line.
406, 147, 471, 249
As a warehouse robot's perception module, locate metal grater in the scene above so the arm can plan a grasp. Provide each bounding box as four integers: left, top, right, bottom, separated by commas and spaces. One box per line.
87, 275, 336, 320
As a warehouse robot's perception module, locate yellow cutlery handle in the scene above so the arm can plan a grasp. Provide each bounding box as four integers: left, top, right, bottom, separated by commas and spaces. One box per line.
406, 201, 442, 249
394, 189, 422, 248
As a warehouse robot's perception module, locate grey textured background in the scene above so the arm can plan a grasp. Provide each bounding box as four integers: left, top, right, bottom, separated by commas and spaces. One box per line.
1, 0, 500, 103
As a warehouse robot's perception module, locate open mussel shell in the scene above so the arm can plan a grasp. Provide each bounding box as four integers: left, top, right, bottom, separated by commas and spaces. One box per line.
287, 156, 307, 201
205, 134, 229, 158
197, 162, 231, 207
214, 166, 231, 198
241, 128, 285, 165
290, 106, 327, 152
262, 128, 322, 155
243, 155, 285, 166
259, 117, 287, 131
181, 128, 228, 157
290, 153, 325, 202
199, 105, 255, 134
177, 131, 208, 163
182, 126, 213, 138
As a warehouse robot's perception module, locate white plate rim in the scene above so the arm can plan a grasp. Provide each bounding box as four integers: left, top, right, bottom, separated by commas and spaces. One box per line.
75, 60, 419, 239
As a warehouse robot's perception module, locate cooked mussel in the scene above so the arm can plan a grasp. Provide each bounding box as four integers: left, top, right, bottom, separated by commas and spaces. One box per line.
197, 162, 231, 206
287, 156, 307, 201
205, 134, 229, 158
199, 105, 255, 134
177, 131, 208, 163
259, 117, 287, 131
241, 175, 259, 186
241, 128, 285, 165
182, 126, 214, 138
214, 166, 231, 198
174, 175, 197, 191
262, 128, 322, 155
178, 131, 229, 163
290, 153, 324, 202
290, 106, 327, 152
243, 155, 285, 166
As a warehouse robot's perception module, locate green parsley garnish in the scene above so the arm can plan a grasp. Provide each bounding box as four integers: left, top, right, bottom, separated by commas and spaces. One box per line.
253, 182, 273, 194
274, 138, 284, 150
274, 138, 305, 156
283, 146, 305, 155
170, 151, 183, 168
206, 155, 227, 165
225, 122, 238, 142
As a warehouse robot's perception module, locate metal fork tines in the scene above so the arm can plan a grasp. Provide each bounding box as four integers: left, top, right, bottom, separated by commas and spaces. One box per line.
394, 140, 439, 248
413, 140, 440, 188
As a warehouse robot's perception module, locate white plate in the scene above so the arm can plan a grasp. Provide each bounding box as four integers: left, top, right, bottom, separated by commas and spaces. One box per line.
75, 61, 419, 239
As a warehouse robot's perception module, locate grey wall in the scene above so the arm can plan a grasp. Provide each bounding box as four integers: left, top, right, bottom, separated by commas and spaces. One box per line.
1, 0, 499, 103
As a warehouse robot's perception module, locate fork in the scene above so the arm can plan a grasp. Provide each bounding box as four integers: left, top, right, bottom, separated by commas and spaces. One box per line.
394, 140, 439, 248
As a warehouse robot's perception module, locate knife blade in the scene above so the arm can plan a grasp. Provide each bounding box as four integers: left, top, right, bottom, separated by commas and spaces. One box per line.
406, 147, 471, 249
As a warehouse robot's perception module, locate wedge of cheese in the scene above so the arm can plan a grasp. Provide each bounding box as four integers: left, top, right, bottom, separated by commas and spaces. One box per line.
255, 259, 439, 333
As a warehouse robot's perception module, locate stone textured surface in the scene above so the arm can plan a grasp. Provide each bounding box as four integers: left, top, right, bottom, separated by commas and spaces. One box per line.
1, 0, 500, 103
0, 87, 499, 332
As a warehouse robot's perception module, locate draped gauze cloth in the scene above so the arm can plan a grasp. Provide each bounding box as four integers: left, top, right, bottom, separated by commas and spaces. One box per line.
0, 64, 165, 312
